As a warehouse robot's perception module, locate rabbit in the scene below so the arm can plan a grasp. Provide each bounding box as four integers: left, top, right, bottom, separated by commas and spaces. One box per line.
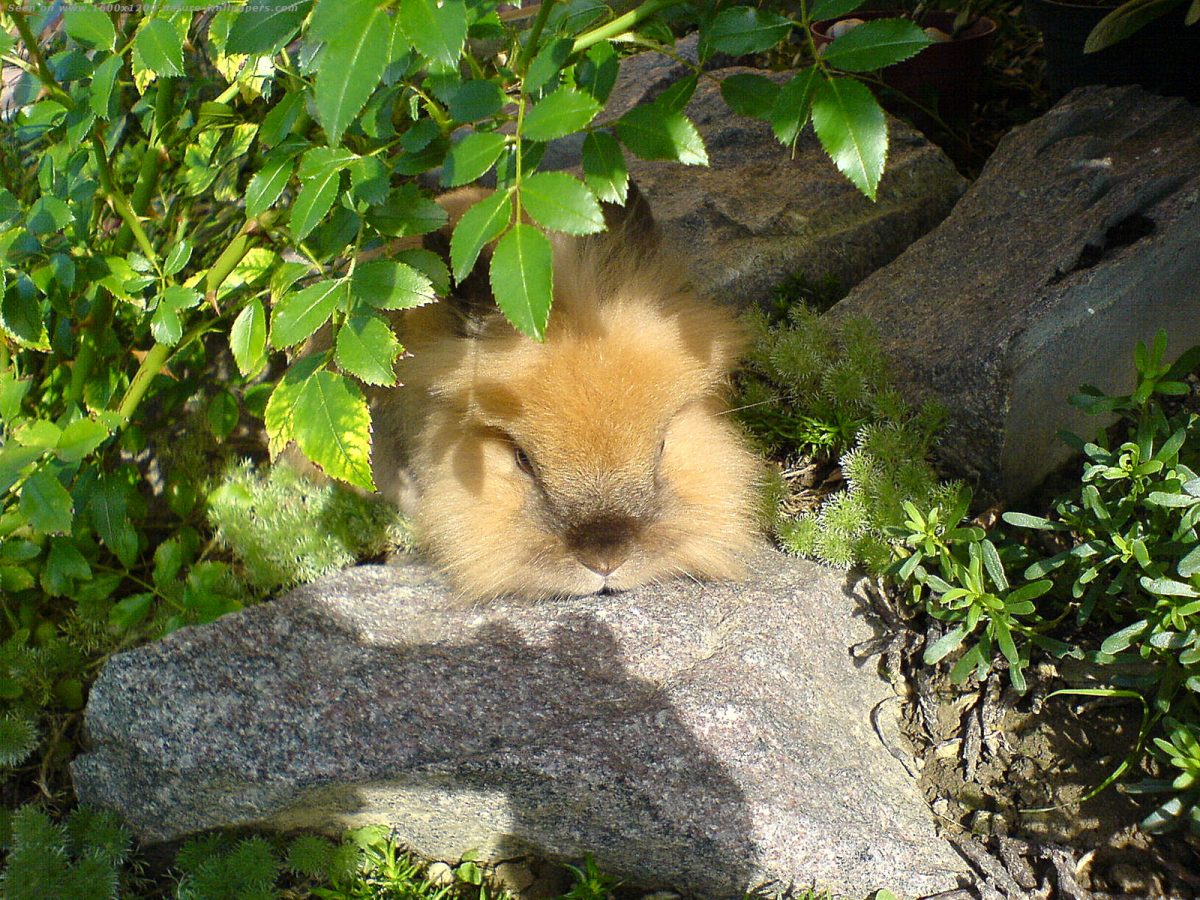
305, 184, 763, 601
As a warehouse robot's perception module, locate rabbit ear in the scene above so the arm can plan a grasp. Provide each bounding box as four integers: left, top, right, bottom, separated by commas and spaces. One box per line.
422, 189, 506, 336
599, 180, 659, 246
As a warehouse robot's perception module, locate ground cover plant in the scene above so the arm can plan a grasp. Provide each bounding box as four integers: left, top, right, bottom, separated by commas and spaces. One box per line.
741, 315, 1200, 885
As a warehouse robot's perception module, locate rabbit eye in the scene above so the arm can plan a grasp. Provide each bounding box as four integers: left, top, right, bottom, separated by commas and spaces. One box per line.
514, 445, 535, 476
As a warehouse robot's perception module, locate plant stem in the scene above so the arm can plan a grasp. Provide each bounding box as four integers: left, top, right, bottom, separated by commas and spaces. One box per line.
571, 0, 684, 54
114, 79, 176, 255
66, 291, 114, 407
204, 211, 279, 303
91, 131, 160, 267
10, 12, 75, 110
519, 0, 558, 72
117, 341, 171, 423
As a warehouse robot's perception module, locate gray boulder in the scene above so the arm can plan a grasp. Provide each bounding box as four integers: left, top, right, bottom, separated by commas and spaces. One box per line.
829, 85, 1200, 499
73, 554, 962, 899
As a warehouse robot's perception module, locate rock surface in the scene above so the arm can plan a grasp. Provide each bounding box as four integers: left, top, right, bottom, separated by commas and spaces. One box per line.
830, 85, 1200, 499
543, 36, 969, 305
73, 554, 963, 899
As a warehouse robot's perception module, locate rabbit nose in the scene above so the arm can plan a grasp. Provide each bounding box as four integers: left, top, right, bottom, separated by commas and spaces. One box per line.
568, 515, 641, 577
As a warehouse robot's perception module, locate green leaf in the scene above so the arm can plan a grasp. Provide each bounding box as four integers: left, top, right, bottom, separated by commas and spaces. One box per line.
705, 6, 793, 56
207, 390, 240, 440
1085, 0, 1183, 52
260, 91, 307, 148
490, 223, 553, 340
264, 355, 324, 455
336, 316, 401, 385
721, 72, 781, 119
43, 538, 91, 596
399, 0, 467, 66
232, 299, 269, 377
293, 370, 375, 491
56, 418, 111, 463
91, 477, 138, 567
133, 18, 184, 78
576, 41, 620, 104
980, 539, 1007, 591
617, 104, 708, 165
64, 9, 116, 49
811, 75, 887, 200
1002, 511, 1065, 530
163, 240, 194, 277
272, 280, 346, 349
819, 18, 932, 72
523, 87, 603, 142
352, 260, 437, 310
111, 593, 154, 632
520, 172, 604, 235
316, 7, 392, 145
246, 155, 294, 218
811, 0, 866, 19
0, 445, 43, 497
525, 37, 574, 95
367, 185, 449, 237
924, 624, 968, 664
450, 190, 512, 282
21, 470, 74, 535
227, 0, 313, 54
27, 196, 72, 234
1101, 618, 1150, 654
291, 149, 351, 240
1, 292, 49, 351
1178, 544, 1200, 578
581, 131, 628, 204
449, 79, 507, 123
151, 304, 182, 346
1006, 579, 1054, 604
441, 132, 508, 188
1141, 576, 1199, 597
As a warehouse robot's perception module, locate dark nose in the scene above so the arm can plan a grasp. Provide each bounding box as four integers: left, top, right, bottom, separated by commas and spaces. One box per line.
568, 515, 642, 577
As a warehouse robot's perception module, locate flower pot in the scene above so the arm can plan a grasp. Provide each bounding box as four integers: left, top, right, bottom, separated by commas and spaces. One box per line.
1025, 0, 1200, 101
812, 11, 998, 120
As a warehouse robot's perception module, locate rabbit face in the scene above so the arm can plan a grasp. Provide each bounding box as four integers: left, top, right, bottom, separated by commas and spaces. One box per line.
355, 186, 762, 601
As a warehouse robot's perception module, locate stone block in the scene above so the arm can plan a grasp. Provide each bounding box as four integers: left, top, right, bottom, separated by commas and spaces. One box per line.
73, 555, 961, 899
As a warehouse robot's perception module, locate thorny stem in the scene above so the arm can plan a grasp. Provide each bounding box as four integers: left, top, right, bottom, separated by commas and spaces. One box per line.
116, 341, 171, 423
571, 0, 683, 54
204, 210, 280, 304
114, 79, 177, 255
90, 131, 160, 268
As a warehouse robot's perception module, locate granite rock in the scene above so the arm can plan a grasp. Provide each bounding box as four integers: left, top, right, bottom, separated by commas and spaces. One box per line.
73, 553, 962, 899
829, 85, 1200, 499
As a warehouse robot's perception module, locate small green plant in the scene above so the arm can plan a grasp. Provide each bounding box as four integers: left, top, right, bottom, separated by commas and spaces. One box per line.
207, 460, 412, 594
1128, 714, 1200, 834
562, 854, 619, 900
886, 493, 1063, 692
738, 303, 951, 570
0, 805, 131, 900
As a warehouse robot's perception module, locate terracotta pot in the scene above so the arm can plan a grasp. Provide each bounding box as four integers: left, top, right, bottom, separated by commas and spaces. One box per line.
811, 10, 997, 119
1025, 0, 1200, 102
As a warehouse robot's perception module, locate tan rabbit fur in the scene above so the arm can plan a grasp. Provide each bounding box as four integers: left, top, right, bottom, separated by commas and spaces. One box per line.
345, 186, 760, 601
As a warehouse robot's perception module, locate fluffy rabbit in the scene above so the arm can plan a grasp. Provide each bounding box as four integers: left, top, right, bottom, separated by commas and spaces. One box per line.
317, 185, 761, 601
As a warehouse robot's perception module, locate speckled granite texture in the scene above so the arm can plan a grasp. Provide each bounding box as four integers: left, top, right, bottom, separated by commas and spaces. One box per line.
73, 552, 962, 898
